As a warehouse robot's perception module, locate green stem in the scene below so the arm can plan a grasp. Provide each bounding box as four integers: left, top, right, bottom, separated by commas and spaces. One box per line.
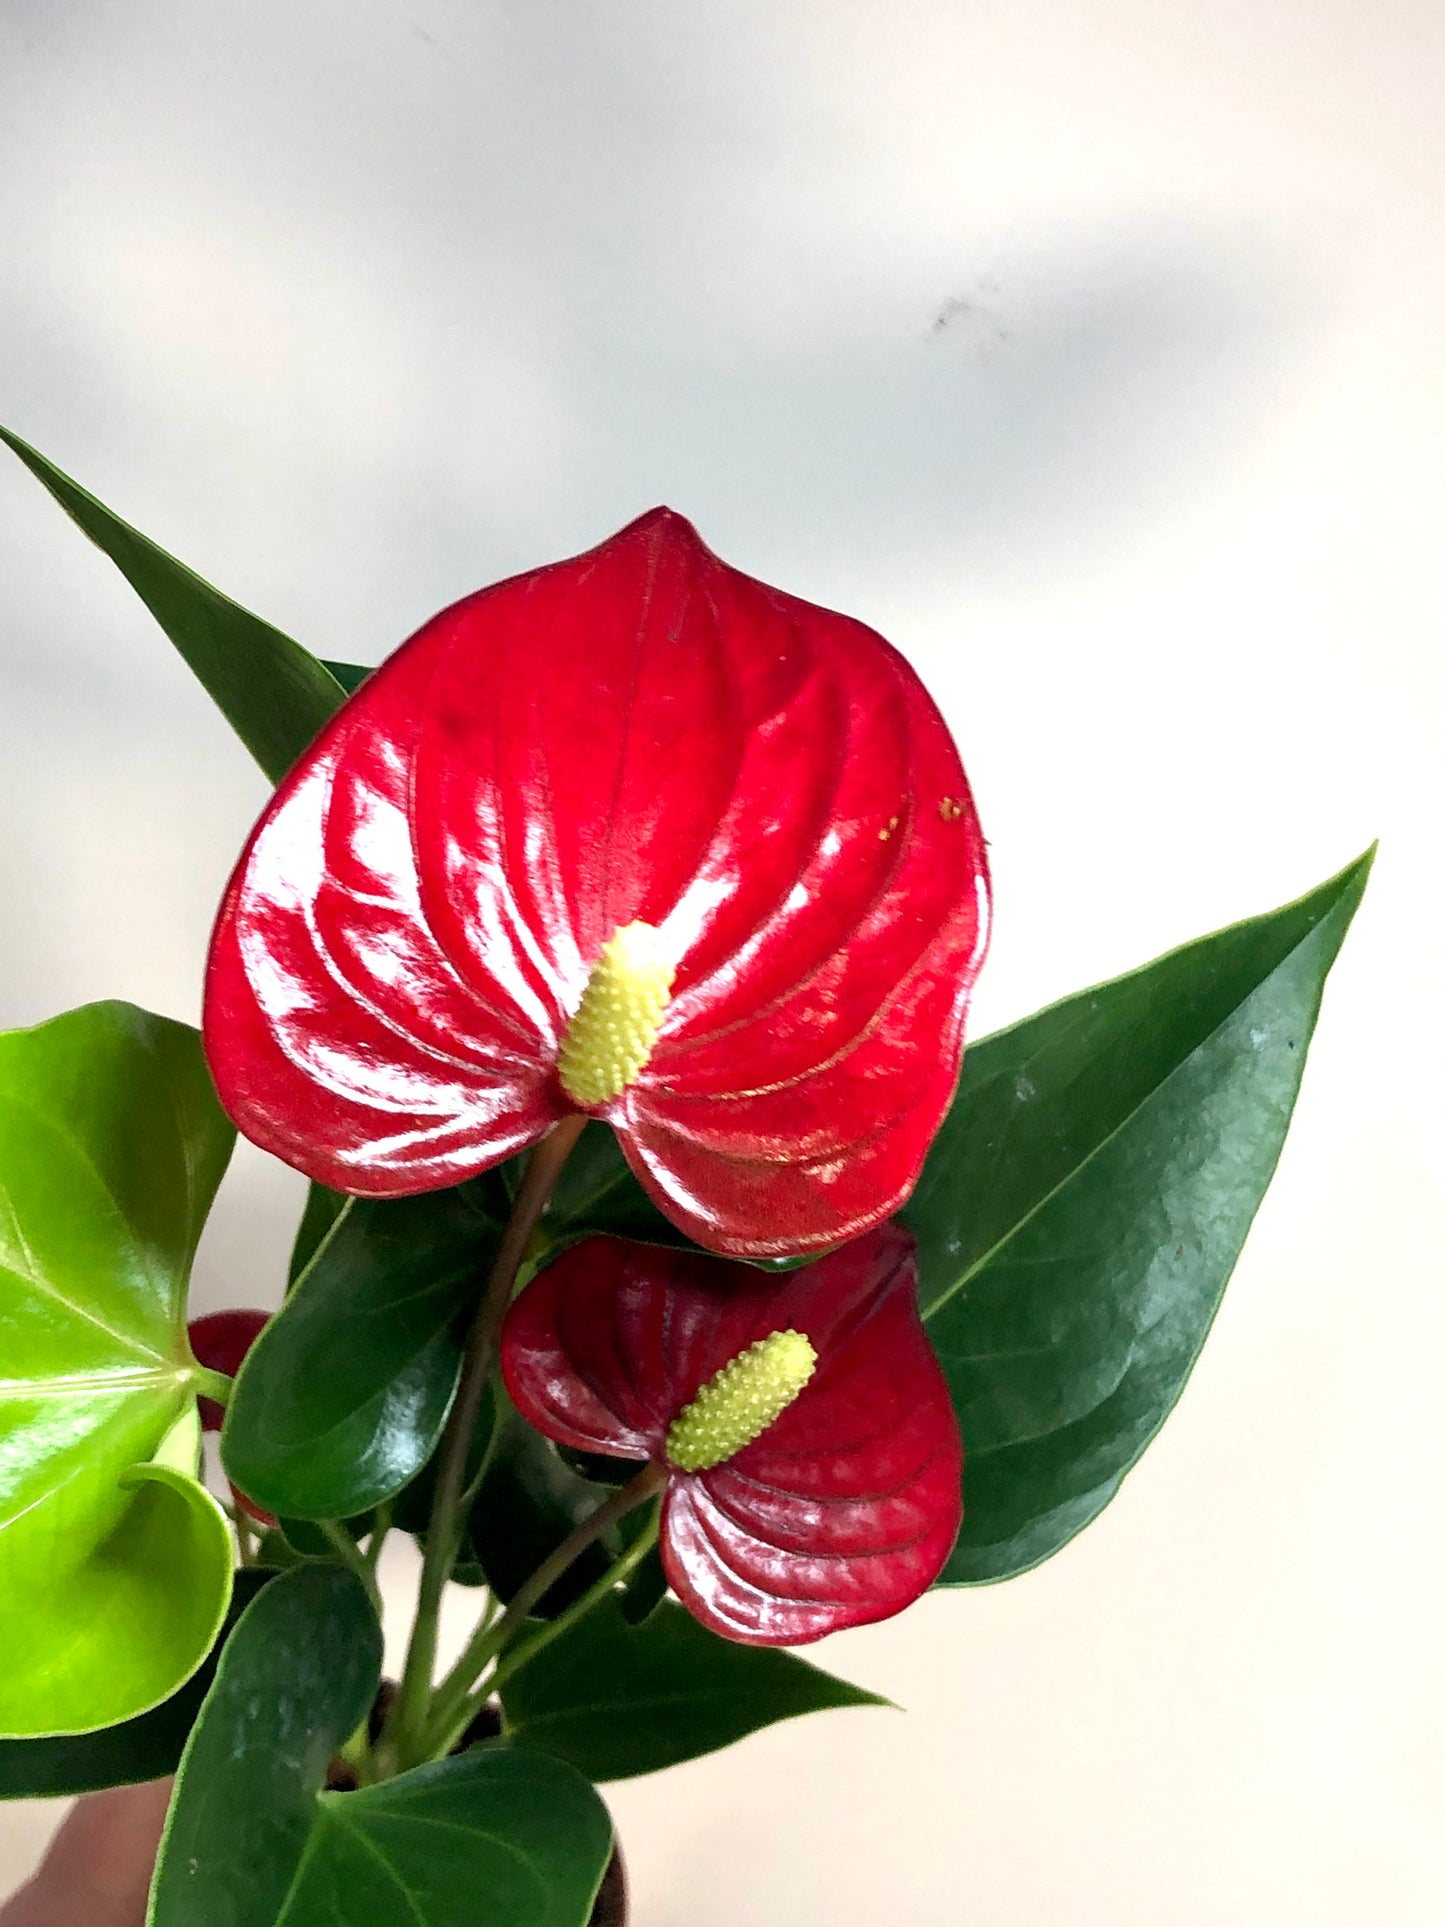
492, 1505, 659, 1694
423, 1460, 666, 1758
233, 1508, 257, 1567
336, 1712, 378, 1787
194, 1366, 233, 1406
387, 1115, 587, 1771
364, 1502, 392, 1574
320, 1519, 383, 1617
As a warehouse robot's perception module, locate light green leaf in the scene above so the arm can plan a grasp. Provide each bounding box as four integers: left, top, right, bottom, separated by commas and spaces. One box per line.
0, 1002, 236, 1735
0, 1569, 274, 1797
907, 850, 1373, 1584
0, 425, 347, 782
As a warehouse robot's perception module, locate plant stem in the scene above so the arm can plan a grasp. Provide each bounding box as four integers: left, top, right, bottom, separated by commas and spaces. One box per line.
423, 1460, 666, 1758
319, 1519, 383, 1617
386, 1115, 586, 1770
194, 1366, 233, 1406
488, 1512, 659, 1695
233, 1509, 257, 1566
364, 1501, 392, 1574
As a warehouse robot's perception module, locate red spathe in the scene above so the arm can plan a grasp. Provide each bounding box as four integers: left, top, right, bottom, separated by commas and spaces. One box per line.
501, 1226, 963, 1645
204, 510, 989, 1257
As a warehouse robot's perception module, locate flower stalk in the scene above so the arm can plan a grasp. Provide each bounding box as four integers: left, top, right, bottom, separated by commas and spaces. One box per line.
423, 1461, 666, 1761
385, 1114, 587, 1771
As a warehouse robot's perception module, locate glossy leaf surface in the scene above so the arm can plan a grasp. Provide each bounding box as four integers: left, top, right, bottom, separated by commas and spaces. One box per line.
204, 508, 989, 1257
534, 1121, 808, 1273
468, 1412, 632, 1616
538, 1121, 694, 1252
502, 1226, 961, 1644
0, 1003, 235, 1736
908, 850, 1373, 1583
321, 659, 372, 695
151, 1564, 612, 1927
286, 1181, 349, 1288
0, 426, 346, 784
0, 1570, 272, 1797
500, 1596, 887, 1780
222, 1177, 507, 1519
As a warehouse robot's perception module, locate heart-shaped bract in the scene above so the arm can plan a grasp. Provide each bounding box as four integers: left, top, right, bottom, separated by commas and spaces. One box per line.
204, 510, 988, 1258
500, 1225, 962, 1644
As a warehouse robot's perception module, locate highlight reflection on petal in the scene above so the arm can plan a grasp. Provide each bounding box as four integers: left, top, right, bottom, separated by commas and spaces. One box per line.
204, 509, 989, 1252
500, 1227, 963, 1645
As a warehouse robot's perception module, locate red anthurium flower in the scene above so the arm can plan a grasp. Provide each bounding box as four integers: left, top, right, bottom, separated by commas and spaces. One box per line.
188, 1309, 274, 1525
500, 1224, 962, 1645
204, 510, 989, 1257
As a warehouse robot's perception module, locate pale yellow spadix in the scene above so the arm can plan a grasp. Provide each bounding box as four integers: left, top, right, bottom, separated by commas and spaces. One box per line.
557, 921, 675, 1107
666, 1329, 819, 1473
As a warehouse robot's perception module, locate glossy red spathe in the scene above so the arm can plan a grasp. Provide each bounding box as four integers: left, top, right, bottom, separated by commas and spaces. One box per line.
500, 1226, 963, 1646
203, 510, 989, 1257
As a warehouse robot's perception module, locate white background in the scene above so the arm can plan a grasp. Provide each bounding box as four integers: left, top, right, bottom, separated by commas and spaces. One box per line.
0, 3, 1440, 1921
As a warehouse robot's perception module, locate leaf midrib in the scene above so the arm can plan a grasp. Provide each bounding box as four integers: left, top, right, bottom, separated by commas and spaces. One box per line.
0, 1367, 184, 1403
917, 908, 1333, 1324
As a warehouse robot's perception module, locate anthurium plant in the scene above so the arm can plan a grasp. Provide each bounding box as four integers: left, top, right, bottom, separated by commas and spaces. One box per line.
0, 423, 1369, 1926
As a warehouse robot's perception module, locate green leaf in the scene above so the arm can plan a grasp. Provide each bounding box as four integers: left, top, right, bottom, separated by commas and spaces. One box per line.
467, 1414, 624, 1617
222, 1178, 508, 1519
150, 1564, 612, 1927
617, 1541, 668, 1626
0, 425, 347, 783
538, 1122, 694, 1253
907, 849, 1373, 1585
286, 1181, 350, 1290
537, 1121, 807, 1270
0, 1569, 274, 1797
320, 659, 373, 695
389, 1381, 498, 1540
499, 1597, 888, 1781
0, 1002, 236, 1737
276, 1515, 375, 1560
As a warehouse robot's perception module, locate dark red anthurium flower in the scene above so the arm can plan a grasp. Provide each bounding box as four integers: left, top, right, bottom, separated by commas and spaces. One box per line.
188, 1309, 274, 1525
500, 1224, 962, 1645
203, 510, 989, 1258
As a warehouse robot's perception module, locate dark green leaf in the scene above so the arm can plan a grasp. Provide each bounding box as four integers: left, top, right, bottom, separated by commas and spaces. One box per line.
499, 1597, 888, 1781
468, 1415, 623, 1617
252, 1528, 307, 1572
555, 1446, 649, 1489
276, 1516, 374, 1560
0, 425, 346, 783
388, 1381, 498, 1538
908, 850, 1373, 1584
222, 1178, 507, 1519
538, 1123, 693, 1253
0, 1570, 273, 1797
617, 1541, 668, 1625
321, 659, 373, 695
151, 1564, 612, 1927
0, 1003, 236, 1737
286, 1182, 350, 1290
537, 1122, 808, 1270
